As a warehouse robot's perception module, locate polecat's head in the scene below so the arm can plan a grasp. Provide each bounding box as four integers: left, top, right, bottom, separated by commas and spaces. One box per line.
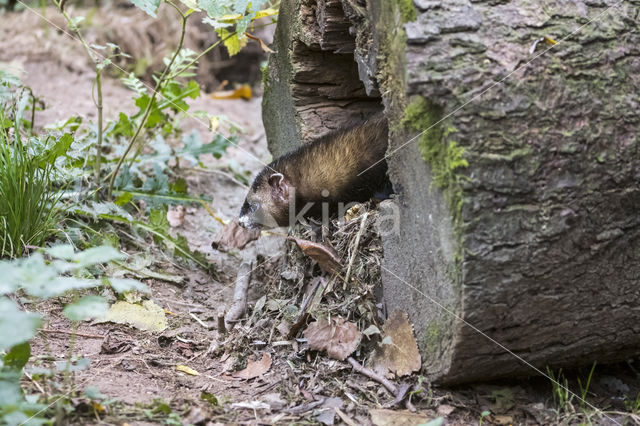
238, 170, 290, 229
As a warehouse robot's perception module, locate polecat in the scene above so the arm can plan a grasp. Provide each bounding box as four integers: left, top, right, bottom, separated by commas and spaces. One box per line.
238, 117, 390, 229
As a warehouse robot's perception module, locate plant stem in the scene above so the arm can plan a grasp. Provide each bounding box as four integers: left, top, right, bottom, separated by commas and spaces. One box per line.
107, 1, 189, 199
167, 30, 237, 80
94, 69, 103, 188
53, 1, 105, 191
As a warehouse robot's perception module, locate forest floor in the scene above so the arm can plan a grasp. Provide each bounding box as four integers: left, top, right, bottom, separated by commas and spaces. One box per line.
2, 3, 640, 426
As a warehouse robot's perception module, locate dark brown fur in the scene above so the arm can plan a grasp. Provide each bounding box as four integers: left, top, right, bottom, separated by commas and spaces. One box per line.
239, 117, 389, 228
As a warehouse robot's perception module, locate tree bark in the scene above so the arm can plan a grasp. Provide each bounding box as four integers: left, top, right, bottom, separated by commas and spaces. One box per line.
263, 0, 640, 383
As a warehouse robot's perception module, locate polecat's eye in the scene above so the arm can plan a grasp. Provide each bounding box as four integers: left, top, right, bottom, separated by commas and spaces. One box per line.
250, 203, 258, 212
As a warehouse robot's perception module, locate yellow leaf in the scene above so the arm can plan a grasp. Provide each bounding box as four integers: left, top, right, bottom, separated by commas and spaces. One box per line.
98, 300, 168, 332
544, 36, 558, 45
253, 8, 278, 20
217, 28, 248, 56
91, 402, 105, 413
211, 84, 252, 100
176, 365, 200, 376
219, 13, 242, 22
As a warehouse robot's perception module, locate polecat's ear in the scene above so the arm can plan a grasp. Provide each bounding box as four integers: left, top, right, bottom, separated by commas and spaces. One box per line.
268, 172, 288, 202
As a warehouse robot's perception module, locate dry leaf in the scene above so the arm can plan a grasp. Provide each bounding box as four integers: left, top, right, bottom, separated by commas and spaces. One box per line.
369, 310, 421, 377
370, 409, 432, 426
303, 317, 361, 360
292, 238, 341, 274
176, 364, 200, 376
99, 300, 168, 332
437, 404, 455, 416
211, 218, 260, 251
167, 205, 185, 227
233, 353, 272, 380
344, 203, 363, 222
490, 415, 514, 425
211, 84, 252, 100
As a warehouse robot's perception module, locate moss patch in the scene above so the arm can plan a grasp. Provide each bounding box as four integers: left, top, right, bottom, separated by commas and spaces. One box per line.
401, 97, 468, 219
393, 0, 417, 23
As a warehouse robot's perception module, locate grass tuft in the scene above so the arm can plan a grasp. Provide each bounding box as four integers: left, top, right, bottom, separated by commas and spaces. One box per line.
0, 116, 62, 258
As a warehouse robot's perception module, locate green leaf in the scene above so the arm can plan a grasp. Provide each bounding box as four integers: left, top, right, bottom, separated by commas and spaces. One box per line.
109, 278, 150, 294
84, 386, 107, 400
45, 244, 76, 260
112, 112, 134, 137
73, 246, 126, 267
129, 0, 161, 17
39, 133, 73, 166
55, 357, 90, 372
63, 296, 108, 321
4, 342, 31, 370
170, 178, 188, 194
0, 298, 42, 349
418, 418, 444, 426
114, 191, 134, 206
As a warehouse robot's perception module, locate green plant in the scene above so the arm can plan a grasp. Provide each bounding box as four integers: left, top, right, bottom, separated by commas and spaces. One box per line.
0, 114, 68, 258
547, 367, 575, 414
478, 410, 490, 426
577, 362, 597, 410
0, 245, 146, 424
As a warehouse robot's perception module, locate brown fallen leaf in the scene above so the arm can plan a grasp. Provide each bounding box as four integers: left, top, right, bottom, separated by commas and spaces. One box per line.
369, 310, 421, 377
490, 414, 514, 425
292, 238, 341, 274
211, 84, 252, 100
167, 205, 185, 227
211, 218, 261, 251
233, 353, 272, 380
370, 408, 432, 426
437, 404, 456, 416
303, 317, 361, 360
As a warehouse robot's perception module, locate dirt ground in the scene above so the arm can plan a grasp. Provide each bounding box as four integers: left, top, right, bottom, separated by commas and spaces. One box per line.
3, 3, 640, 426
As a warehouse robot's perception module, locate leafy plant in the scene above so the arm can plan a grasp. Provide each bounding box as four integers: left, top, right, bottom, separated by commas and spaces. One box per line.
0, 245, 146, 424
0, 114, 68, 258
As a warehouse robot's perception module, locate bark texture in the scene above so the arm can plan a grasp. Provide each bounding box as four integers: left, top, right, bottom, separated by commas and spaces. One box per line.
263, 0, 640, 383
261, 0, 382, 157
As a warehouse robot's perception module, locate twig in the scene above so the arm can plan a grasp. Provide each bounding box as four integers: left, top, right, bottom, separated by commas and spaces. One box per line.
199, 199, 226, 225
25, 372, 45, 394
39, 329, 104, 339
225, 260, 253, 330
343, 212, 368, 289
335, 407, 358, 426
346, 356, 397, 395
189, 312, 210, 329
295, 277, 324, 323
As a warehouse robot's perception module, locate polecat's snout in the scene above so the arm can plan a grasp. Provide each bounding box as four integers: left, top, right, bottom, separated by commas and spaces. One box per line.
238, 117, 390, 229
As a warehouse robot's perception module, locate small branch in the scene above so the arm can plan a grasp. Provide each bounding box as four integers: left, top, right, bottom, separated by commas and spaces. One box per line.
344, 212, 368, 289
225, 260, 253, 330
189, 312, 210, 329
39, 329, 104, 339
347, 356, 397, 395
